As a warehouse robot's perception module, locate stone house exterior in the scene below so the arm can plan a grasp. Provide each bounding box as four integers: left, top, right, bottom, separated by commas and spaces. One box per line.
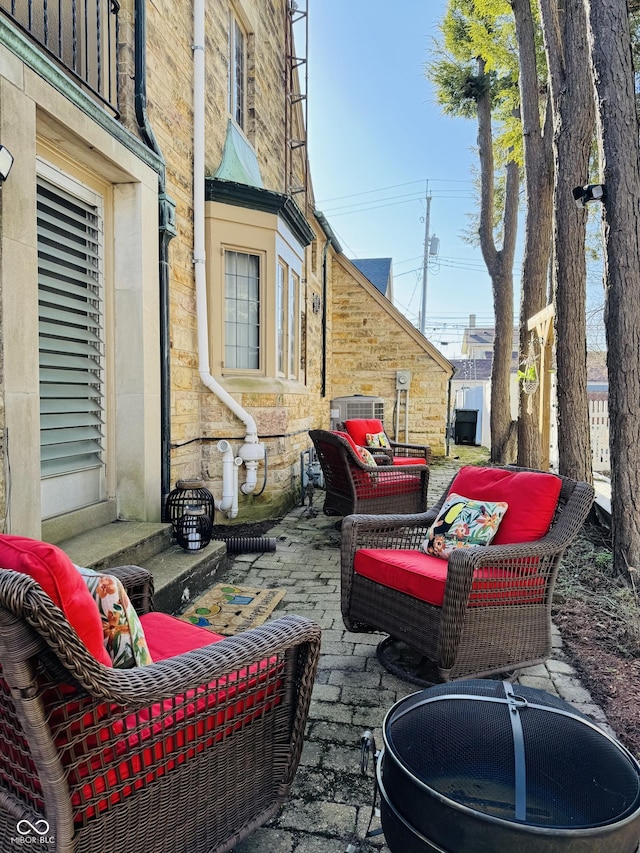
0, 0, 452, 541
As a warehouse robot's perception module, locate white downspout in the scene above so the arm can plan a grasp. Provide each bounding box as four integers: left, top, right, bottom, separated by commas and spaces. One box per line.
193, 0, 264, 515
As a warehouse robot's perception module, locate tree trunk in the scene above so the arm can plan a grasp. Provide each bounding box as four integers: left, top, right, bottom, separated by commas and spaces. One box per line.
476, 60, 520, 464
584, 0, 640, 578
547, 0, 594, 484
512, 0, 555, 471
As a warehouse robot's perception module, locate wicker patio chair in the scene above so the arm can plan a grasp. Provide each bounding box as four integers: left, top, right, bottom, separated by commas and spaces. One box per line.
340, 465, 594, 683
0, 562, 321, 853
337, 418, 431, 466
309, 429, 429, 517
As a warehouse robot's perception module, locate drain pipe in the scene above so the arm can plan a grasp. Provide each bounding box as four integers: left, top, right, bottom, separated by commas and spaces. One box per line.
134, 0, 176, 505
193, 0, 264, 516
313, 210, 342, 398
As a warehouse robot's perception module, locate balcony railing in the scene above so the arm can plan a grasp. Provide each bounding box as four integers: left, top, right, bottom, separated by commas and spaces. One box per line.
1, 0, 120, 115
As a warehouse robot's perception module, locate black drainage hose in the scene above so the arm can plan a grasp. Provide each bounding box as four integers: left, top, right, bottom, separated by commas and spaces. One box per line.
220, 536, 277, 553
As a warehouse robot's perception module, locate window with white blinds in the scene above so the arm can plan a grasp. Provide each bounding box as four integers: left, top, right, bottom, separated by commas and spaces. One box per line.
37, 178, 105, 479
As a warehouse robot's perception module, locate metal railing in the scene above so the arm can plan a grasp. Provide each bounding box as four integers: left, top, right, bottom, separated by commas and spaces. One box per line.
1, 0, 120, 114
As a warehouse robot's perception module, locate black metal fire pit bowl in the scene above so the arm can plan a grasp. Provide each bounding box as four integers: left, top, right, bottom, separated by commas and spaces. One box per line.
378, 680, 640, 853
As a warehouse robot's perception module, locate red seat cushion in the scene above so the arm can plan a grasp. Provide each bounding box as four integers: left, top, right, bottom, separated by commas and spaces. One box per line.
344, 418, 385, 446
392, 456, 427, 466
140, 612, 225, 659
356, 549, 449, 606
354, 549, 545, 607
447, 467, 562, 545
0, 535, 112, 666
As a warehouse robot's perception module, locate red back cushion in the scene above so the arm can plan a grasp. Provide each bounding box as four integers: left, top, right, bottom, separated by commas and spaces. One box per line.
333, 430, 361, 455
448, 467, 562, 545
0, 535, 112, 666
344, 419, 385, 446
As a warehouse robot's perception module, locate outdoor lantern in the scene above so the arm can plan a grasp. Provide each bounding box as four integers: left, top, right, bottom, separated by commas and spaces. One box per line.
165, 479, 215, 534
0, 145, 13, 183
175, 505, 213, 552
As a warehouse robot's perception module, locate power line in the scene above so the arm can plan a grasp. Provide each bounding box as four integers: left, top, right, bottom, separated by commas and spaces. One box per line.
322, 189, 424, 214
324, 196, 424, 218
316, 177, 474, 205
322, 189, 475, 217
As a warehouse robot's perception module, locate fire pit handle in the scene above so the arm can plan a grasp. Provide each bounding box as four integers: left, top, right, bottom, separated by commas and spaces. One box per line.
503, 681, 528, 821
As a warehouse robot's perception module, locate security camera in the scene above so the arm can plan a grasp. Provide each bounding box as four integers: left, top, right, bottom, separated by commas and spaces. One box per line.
572, 183, 605, 208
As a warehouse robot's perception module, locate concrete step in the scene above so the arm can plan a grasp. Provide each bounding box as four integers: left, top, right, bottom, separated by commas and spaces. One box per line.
60, 521, 173, 571
144, 541, 228, 615
58, 520, 229, 617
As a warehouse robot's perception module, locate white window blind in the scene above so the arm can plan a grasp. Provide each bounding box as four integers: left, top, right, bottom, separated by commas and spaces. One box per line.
37, 178, 105, 478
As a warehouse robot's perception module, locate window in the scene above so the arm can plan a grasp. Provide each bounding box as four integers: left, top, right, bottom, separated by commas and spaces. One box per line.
288, 271, 299, 377
276, 262, 286, 375
228, 11, 246, 129
276, 263, 300, 378
37, 167, 106, 514
224, 250, 260, 369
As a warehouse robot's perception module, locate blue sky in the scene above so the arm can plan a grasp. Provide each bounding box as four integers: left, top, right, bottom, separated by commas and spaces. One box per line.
304, 0, 517, 357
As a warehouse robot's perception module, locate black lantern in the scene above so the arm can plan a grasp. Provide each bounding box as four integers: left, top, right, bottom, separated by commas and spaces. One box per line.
175, 505, 213, 552
165, 479, 215, 534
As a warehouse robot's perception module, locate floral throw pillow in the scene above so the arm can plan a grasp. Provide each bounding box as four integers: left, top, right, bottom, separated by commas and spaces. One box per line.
76, 566, 153, 668
420, 493, 508, 559
366, 431, 391, 449
357, 445, 378, 467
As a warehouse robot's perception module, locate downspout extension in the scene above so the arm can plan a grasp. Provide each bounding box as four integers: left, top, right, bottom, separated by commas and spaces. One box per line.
134, 0, 176, 506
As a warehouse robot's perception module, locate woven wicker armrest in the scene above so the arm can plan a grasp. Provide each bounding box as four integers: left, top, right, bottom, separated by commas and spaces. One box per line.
109, 614, 321, 703
40, 611, 322, 705
341, 511, 439, 570
373, 461, 429, 477
389, 440, 432, 462
107, 564, 155, 614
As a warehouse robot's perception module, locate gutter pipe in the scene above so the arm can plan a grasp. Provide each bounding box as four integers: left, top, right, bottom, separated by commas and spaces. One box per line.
193, 0, 264, 518
313, 210, 342, 398
134, 0, 175, 506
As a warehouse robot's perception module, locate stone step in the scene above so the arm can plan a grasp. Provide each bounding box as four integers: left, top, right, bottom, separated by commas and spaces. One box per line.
58, 520, 229, 617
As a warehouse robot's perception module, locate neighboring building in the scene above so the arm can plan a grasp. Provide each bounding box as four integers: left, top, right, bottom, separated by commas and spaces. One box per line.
0, 1, 452, 541
450, 315, 520, 448
461, 314, 518, 362
350, 257, 393, 300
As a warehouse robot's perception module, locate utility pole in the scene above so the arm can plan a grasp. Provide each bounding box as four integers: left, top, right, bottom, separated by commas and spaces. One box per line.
419, 185, 432, 336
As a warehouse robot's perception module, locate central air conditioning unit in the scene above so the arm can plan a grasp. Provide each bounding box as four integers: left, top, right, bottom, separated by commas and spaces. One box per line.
329, 395, 385, 430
